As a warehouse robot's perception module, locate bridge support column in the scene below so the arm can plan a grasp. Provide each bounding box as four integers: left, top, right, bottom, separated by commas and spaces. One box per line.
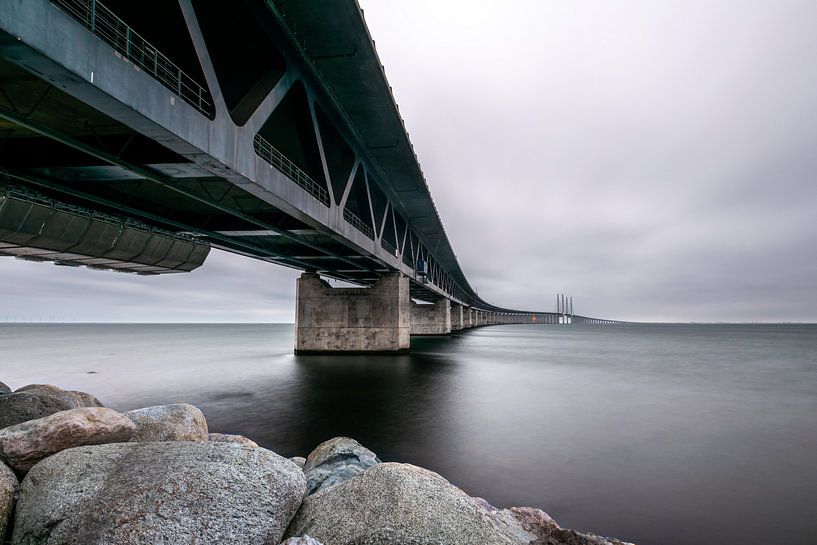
295, 272, 410, 354
411, 299, 452, 335
451, 303, 464, 331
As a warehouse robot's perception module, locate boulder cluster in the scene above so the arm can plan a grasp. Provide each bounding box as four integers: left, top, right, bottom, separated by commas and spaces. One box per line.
0, 380, 632, 545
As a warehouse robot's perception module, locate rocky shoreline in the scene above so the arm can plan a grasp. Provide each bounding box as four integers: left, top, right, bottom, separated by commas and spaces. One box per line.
0, 380, 632, 545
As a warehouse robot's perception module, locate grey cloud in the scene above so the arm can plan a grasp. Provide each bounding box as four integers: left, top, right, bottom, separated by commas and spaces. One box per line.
1, 0, 816, 322
359, 0, 817, 322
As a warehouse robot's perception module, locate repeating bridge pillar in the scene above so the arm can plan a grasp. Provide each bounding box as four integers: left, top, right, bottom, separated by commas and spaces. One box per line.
464, 308, 473, 328
295, 272, 410, 354
451, 303, 464, 331
411, 298, 452, 335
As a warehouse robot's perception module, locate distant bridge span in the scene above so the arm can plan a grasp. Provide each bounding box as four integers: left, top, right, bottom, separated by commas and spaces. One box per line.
0, 0, 618, 352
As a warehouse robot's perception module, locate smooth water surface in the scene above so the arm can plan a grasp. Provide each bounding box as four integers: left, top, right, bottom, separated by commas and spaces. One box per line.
2, 323, 816, 545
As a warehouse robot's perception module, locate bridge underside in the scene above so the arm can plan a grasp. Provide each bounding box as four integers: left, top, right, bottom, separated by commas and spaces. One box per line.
0, 0, 478, 303
0, 0, 618, 352
0, 56, 384, 283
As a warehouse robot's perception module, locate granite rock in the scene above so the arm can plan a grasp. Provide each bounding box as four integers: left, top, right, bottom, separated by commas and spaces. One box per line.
0, 392, 78, 429
0, 462, 18, 542
0, 407, 135, 471
290, 456, 307, 469
13, 441, 306, 545
68, 390, 104, 407
502, 506, 634, 545
125, 403, 208, 442
287, 462, 517, 545
208, 432, 258, 448
303, 436, 380, 495
15, 384, 102, 408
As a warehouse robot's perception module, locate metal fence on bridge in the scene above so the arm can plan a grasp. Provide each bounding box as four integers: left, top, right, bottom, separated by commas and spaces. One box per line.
51, 0, 214, 118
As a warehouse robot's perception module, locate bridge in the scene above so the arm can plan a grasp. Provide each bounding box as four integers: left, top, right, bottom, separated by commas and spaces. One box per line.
0, 0, 618, 353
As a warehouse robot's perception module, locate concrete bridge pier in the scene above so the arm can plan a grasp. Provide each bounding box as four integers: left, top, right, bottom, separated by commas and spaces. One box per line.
295, 272, 410, 354
464, 308, 474, 328
410, 298, 452, 335
451, 303, 465, 331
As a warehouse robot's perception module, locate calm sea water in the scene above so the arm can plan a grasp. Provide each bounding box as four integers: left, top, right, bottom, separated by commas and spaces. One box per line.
1, 323, 816, 545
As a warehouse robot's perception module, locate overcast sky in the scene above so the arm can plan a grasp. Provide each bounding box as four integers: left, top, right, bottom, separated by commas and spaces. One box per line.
2, 0, 816, 323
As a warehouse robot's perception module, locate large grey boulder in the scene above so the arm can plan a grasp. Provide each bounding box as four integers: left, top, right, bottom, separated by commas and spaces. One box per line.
13, 441, 307, 545
499, 506, 634, 545
0, 392, 78, 429
16, 384, 103, 408
287, 461, 632, 545
208, 432, 258, 448
0, 407, 135, 471
0, 385, 103, 429
286, 462, 518, 545
0, 462, 18, 542
0, 381, 10, 394
462, 499, 633, 545
303, 436, 380, 495
125, 403, 208, 442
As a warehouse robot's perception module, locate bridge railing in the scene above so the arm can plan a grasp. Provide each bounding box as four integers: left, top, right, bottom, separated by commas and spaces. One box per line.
343, 208, 374, 240
51, 0, 214, 118
253, 134, 330, 206
380, 238, 397, 256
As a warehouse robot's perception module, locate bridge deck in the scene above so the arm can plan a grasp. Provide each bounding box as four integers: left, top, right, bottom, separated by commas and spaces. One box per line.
0, 0, 618, 322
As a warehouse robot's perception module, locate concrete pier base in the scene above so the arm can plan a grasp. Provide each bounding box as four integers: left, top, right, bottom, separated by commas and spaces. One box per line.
451, 303, 464, 331
294, 272, 410, 354
410, 299, 451, 335
464, 308, 474, 328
